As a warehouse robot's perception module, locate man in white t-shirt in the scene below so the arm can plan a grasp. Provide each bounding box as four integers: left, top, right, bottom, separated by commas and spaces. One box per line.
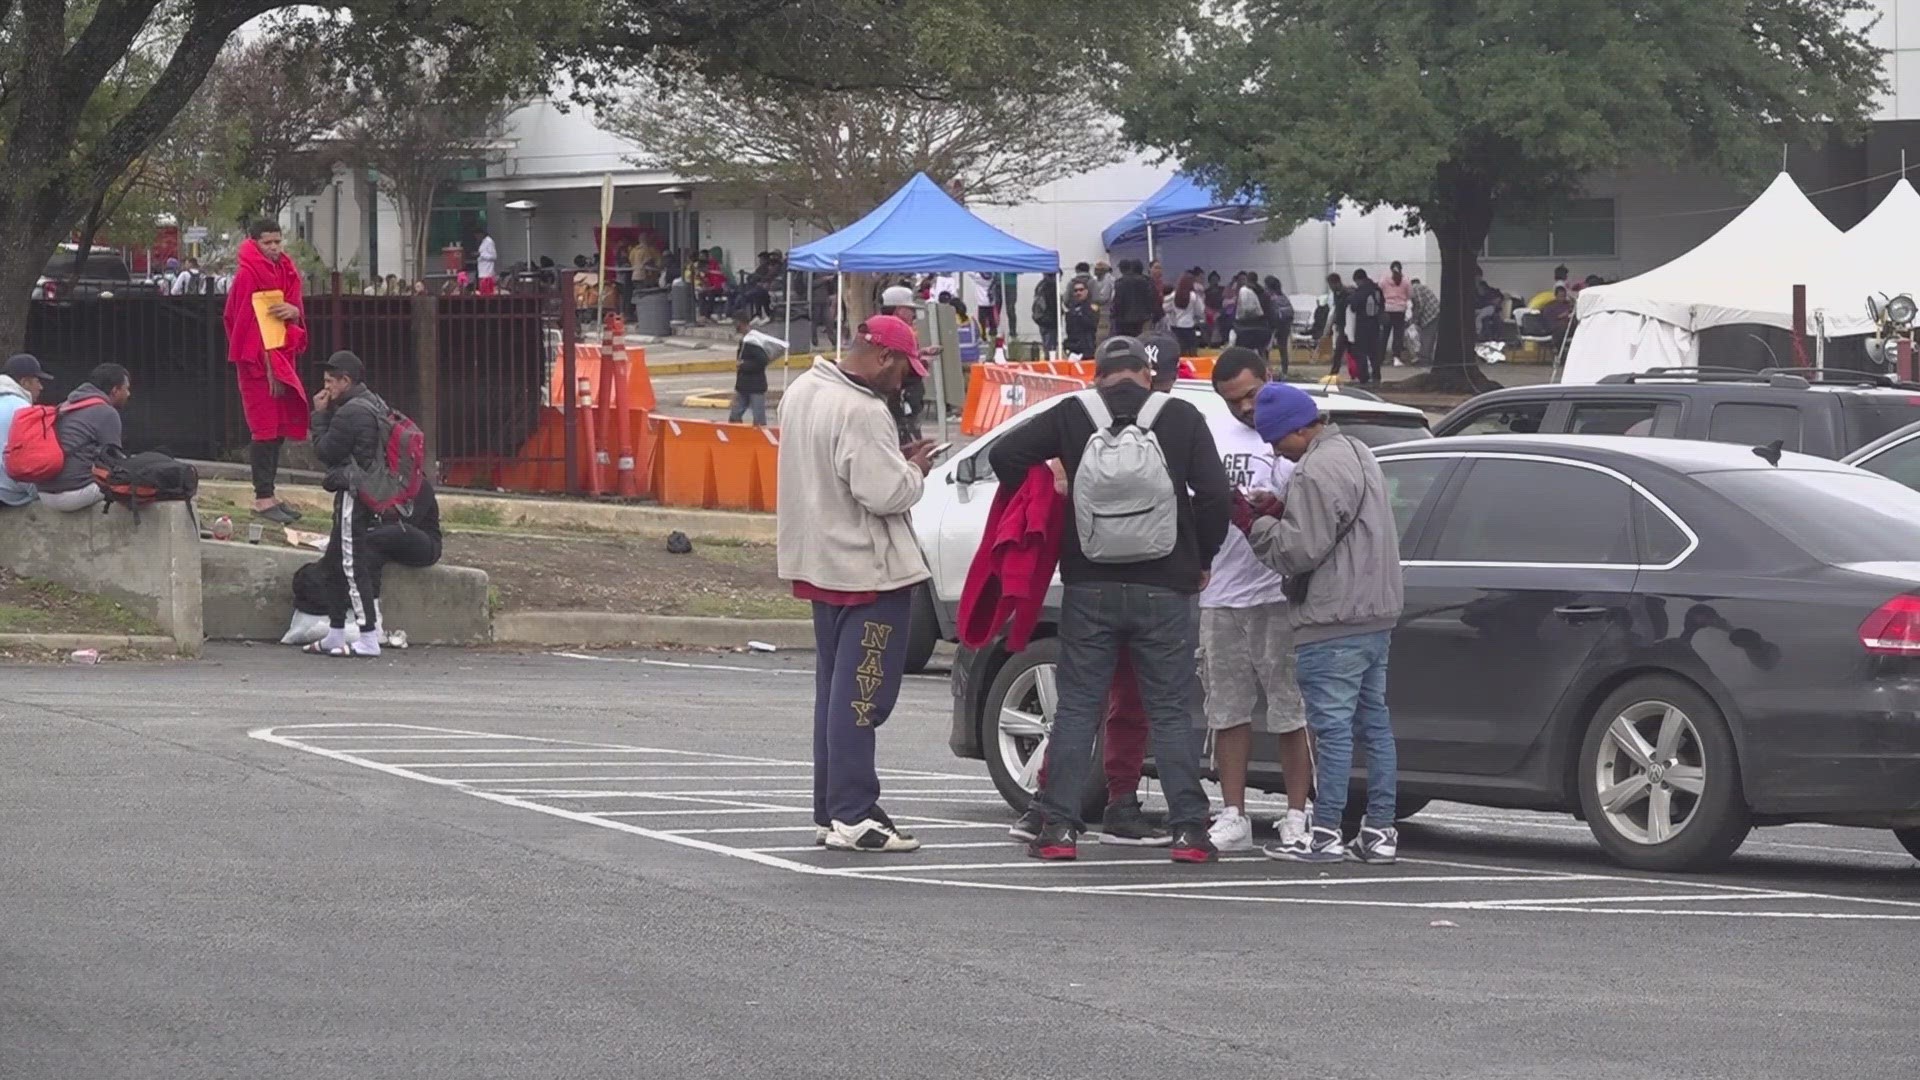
1203, 346, 1313, 854
476, 230, 498, 295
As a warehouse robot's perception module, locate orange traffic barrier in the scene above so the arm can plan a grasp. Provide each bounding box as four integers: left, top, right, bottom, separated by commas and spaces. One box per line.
576, 375, 602, 497
548, 342, 657, 412
652, 416, 781, 511
960, 364, 1087, 435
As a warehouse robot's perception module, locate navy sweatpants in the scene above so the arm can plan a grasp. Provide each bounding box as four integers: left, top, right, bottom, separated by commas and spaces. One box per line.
810, 588, 913, 827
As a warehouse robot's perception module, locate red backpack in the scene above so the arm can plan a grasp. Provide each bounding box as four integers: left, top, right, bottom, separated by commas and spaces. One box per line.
4, 399, 106, 483
355, 404, 426, 514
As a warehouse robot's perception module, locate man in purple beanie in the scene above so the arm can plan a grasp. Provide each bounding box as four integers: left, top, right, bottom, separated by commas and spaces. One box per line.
1244, 382, 1406, 864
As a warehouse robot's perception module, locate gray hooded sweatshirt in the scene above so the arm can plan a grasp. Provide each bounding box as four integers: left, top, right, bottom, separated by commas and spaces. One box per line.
44, 383, 122, 494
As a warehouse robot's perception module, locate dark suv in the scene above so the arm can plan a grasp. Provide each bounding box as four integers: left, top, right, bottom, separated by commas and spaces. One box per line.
1433, 367, 1920, 459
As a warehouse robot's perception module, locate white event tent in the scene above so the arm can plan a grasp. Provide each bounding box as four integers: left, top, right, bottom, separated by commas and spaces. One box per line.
1839, 177, 1920, 301
1563, 173, 1876, 382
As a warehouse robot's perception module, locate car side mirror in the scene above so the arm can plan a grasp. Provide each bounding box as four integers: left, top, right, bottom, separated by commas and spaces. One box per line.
954, 456, 978, 486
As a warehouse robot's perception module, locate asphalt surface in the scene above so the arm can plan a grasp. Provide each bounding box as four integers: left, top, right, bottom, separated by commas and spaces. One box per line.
2, 646, 1916, 1079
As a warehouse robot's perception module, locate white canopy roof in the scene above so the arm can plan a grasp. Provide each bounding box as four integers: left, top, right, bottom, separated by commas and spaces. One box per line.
1574, 172, 1875, 338
1840, 177, 1920, 303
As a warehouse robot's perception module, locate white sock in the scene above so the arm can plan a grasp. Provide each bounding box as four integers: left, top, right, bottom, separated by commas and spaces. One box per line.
1286, 808, 1309, 832
350, 636, 381, 657
1217, 806, 1243, 821
319, 628, 347, 652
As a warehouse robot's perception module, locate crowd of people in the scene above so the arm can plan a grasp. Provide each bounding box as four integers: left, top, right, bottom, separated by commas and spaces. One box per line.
776, 317, 1405, 863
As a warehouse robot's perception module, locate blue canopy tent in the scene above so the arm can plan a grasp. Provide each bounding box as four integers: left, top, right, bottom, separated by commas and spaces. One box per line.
1100, 173, 1268, 257
784, 174, 1064, 436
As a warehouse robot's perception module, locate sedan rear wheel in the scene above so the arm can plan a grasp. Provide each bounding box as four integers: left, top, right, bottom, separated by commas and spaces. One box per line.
1577, 677, 1750, 872
980, 639, 1104, 819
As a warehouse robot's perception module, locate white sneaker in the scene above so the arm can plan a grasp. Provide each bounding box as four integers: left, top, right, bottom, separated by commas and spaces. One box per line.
1281, 809, 1310, 847
1208, 807, 1254, 852
814, 825, 831, 846
1348, 825, 1399, 864
825, 813, 921, 853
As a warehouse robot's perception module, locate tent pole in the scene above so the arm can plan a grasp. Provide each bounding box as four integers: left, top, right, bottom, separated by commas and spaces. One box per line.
1146, 223, 1155, 265
1551, 321, 1573, 382
835, 269, 844, 361
782, 269, 793, 392
1055, 271, 1066, 359
932, 284, 950, 444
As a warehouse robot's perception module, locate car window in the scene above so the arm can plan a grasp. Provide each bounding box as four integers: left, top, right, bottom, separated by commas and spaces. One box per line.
1339, 415, 1432, 449
1700, 469, 1920, 563
1843, 399, 1920, 452
1853, 436, 1920, 492
1379, 458, 1450, 547
1636, 494, 1691, 565
1431, 458, 1635, 564
1708, 403, 1801, 451
1447, 401, 1546, 436
1567, 402, 1660, 436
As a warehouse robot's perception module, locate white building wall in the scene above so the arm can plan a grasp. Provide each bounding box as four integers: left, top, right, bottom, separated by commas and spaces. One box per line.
1866, 0, 1920, 120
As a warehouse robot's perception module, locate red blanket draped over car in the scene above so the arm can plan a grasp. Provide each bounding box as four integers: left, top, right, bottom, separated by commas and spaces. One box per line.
223, 239, 310, 440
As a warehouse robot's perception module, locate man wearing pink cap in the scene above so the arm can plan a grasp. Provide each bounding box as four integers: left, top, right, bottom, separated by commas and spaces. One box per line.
778, 314, 940, 853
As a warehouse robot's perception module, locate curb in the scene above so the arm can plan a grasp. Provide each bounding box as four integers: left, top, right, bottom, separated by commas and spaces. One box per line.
0, 632, 180, 653
494, 611, 814, 649
198, 480, 776, 543
647, 358, 738, 377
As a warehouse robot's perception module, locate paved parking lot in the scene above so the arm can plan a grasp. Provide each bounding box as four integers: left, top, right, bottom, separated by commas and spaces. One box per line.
3, 647, 1917, 1079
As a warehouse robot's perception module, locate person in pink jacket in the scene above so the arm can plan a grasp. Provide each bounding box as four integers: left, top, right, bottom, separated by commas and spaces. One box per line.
1379, 260, 1412, 366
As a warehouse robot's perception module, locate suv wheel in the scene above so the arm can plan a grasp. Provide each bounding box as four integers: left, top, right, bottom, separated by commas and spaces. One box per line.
1576, 677, 1750, 871
1895, 828, 1920, 861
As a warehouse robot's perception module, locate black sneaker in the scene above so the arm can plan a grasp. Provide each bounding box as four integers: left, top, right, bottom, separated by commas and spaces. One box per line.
1009, 807, 1043, 842
1026, 821, 1078, 861
1169, 826, 1219, 864
1098, 798, 1171, 847
254, 503, 301, 525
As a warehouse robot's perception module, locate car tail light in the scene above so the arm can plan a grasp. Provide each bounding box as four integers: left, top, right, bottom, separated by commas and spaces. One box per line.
1860, 595, 1920, 655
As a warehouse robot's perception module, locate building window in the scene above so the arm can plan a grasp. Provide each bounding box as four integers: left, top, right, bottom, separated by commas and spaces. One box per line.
1485, 198, 1616, 259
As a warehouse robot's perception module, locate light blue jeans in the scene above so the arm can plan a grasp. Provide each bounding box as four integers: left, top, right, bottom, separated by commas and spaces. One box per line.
1295, 630, 1397, 832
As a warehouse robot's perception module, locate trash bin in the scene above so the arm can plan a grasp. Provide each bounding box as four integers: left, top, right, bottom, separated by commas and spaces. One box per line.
633, 287, 672, 336
786, 316, 814, 355
669, 278, 694, 324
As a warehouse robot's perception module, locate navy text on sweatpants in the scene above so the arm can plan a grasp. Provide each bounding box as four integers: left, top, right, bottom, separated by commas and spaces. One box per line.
810, 588, 912, 826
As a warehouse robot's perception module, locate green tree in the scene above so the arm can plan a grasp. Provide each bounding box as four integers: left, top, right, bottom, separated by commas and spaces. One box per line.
1116, 0, 1885, 391
610, 79, 1119, 234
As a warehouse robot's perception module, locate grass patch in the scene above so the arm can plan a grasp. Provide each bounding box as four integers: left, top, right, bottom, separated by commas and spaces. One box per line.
0, 571, 162, 636
441, 501, 505, 529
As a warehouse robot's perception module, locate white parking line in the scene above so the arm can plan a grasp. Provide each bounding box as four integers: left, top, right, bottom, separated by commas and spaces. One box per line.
1417, 810, 1916, 862
253, 722, 1920, 921
551, 651, 949, 682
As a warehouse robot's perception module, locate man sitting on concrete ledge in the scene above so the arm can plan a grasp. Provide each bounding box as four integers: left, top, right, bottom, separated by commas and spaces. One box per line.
0, 353, 53, 509
307, 351, 429, 657
40, 363, 130, 513
359, 471, 443, 640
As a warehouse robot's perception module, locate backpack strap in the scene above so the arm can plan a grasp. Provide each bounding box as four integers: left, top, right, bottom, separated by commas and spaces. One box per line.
1134, 391, 1172, 430
1076, 388, 1113, 431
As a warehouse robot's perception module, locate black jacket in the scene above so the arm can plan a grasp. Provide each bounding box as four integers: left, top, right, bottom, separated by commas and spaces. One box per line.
987, 381, 1230, 593
1111, 272, 1158, 325
45, 383, 123, 494
1350, 281, 1383, 324
735, 339, 771, 394
1064, 300, 1098, 354
311, 384, 386, 493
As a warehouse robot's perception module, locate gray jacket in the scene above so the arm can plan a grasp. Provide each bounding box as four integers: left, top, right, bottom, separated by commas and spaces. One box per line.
45, 383, 122, 494
1247, 426, 1404, 645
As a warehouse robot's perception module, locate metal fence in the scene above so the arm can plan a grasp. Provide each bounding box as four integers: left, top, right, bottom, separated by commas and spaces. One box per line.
23, 279, 571, 487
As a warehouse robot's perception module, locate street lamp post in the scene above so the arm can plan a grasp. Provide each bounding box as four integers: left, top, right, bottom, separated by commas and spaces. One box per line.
505, 199, 538, 275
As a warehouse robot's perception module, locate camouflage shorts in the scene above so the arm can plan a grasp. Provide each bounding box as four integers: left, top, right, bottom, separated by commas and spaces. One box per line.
1198, 602, 1306, 734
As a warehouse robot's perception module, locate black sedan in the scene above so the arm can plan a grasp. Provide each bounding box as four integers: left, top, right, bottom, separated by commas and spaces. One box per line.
951, 435, 1920, 871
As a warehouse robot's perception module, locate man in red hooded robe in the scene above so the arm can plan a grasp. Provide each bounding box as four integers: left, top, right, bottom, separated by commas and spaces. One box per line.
224, 218, 311, 523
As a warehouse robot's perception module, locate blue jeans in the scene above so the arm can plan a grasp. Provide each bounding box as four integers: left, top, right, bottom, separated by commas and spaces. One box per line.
1295, 630, 1397, 832
1035, 581, 1211, 831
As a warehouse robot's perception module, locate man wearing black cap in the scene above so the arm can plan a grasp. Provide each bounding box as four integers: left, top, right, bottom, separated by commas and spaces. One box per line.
988, 335, 1232, 863
0, 354, 52, 508
307, 351, 392, 657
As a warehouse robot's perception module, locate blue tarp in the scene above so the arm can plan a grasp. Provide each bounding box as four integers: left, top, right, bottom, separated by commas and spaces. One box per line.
788, 173, 1059, 273
1100, 173, 1266, 250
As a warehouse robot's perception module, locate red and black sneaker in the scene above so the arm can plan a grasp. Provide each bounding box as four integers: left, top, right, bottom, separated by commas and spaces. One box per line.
1169, 826, 1220, 864
1026, 821, 1079, 861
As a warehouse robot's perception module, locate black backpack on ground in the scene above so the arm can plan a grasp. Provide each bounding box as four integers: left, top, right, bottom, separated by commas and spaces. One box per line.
91, 450, 199, 517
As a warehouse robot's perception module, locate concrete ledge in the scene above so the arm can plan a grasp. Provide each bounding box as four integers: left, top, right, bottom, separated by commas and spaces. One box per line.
201, 540, 492, 644
495, 611, 813, 650
0, 632, 178, 652
0, 501, 203, 651
199, 480, 776, 543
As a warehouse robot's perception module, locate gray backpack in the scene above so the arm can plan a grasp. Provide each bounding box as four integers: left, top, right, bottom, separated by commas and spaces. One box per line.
1072, 389, 1178, 563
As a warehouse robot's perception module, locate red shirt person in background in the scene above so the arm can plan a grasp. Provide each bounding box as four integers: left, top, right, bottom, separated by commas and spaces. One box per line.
223, 218, 310, 524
